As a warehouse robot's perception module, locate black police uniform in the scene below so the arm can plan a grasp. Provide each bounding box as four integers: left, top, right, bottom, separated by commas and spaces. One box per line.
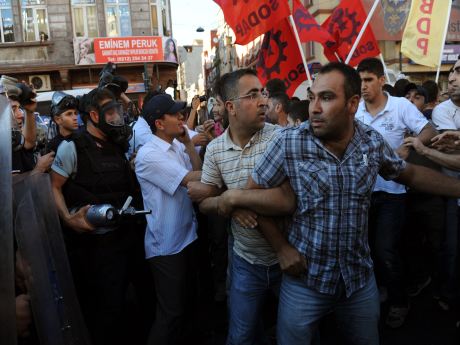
62, 130, 152, 345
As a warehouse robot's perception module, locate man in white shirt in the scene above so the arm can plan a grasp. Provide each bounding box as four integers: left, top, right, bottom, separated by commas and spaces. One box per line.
433, 60, 460, 131
135, 94, 202, 345
355, 58, 437, 328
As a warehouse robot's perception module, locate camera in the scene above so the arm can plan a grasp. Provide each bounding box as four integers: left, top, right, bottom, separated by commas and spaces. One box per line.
98, 62, 128, 98
199, 95, 207, 102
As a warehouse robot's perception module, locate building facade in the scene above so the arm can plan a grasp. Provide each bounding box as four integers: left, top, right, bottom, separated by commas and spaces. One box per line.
205, 0, 460, 93
0, 0, 178, 104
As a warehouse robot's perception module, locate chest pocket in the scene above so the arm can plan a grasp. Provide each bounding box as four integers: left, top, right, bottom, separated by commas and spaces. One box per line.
297, 160, 330, 214
349, 152, 379, 196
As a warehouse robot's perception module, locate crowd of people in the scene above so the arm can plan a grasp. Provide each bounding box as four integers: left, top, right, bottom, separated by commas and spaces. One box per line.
5, 56, 460, 345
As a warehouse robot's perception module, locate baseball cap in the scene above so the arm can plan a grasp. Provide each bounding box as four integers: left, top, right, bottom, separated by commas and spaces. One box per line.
142, 94, 186, 125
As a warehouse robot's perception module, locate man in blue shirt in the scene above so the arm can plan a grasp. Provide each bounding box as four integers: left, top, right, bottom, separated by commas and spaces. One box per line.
216, 63, 460, 345
135, 94, 202, 345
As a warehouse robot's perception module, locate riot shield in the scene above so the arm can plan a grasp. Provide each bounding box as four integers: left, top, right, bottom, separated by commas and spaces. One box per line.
0, 94, 16, 345
14, 173, 91, 345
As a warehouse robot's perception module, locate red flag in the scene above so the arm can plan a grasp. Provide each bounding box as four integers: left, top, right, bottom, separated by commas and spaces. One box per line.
292, 0, 335, 49
214, 0, 291, 45
256, 19, 306, 97
321, 0, 380, 66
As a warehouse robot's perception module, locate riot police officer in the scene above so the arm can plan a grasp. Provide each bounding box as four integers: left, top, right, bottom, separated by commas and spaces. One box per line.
47, 91, 79, 153
50, 87, 149, 345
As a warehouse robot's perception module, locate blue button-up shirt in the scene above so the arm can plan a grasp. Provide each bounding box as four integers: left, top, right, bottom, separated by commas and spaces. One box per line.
252, 120, 406, 296
135, 134, 197, 259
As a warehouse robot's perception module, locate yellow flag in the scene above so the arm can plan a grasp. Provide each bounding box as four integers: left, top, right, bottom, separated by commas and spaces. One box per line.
401, 0, 451, 67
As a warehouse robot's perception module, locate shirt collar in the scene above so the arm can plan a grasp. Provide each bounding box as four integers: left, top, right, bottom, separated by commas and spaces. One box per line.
302, 119, 373, 147
222, 126, 265, 151
359, 92, 393, 116
152, 134, 178, 153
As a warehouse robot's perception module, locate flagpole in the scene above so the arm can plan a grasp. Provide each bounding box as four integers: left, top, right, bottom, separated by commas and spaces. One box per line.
345, 0, 380, 65
288, 14, 312, 87
379, 53, 390, 83
436, 0, 452, 83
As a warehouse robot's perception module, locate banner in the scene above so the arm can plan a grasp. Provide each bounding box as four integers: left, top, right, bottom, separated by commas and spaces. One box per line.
214, 0, 291, 45
73, 36, 178, 65
322, 0, 380, 66
401, 0, 451, 67
256, 19, 306, 97
292, 0, 335, 48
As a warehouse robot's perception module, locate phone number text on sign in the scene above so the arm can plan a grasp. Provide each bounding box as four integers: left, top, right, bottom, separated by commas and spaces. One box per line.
94, 37, 164, 64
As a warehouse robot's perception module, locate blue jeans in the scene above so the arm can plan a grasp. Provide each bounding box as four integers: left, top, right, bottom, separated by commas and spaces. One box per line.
277, 274, 380, 345
227, 252, 281, 345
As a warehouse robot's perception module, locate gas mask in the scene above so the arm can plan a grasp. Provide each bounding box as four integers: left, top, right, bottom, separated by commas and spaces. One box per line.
95, 101, 132, 151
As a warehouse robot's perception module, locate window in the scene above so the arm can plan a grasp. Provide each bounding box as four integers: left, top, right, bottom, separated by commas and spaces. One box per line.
160, 0, 170, 36
71, 0, 98, 37
150, 0, 170, 36
21, 0, 49, 42
0, 0, 14, 42
150, 0, 158, 35
105, 0, 132, 37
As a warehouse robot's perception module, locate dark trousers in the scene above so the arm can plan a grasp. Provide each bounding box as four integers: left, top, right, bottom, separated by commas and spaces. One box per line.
68, 230, 135, 345
439, 199, 460, 302
369, 191, 407, 305
207, 214, 228, 301
147, 241, 197, 345
404, 192, 445, 286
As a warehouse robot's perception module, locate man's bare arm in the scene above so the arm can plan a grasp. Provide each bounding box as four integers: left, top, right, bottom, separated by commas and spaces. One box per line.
417, 123, 437, 145
188, 181, 224, 203
218, 177, 296, 216
394, 162, 460, 197
50, 171, 94, 233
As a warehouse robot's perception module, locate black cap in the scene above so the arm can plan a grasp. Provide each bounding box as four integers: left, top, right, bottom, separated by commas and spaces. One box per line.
142, 94, 186, 125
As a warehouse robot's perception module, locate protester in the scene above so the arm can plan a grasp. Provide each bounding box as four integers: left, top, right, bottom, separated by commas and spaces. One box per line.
135, 93, 202, 345
422, 80, 441, 120
356, 57, 437, 328
187, 69, 293, 345
288, 99, 309, 126
214, 62, 460, 345
265, 78, 287, 97
394, 78, 410, 97
265, 91, 289, 126
405, 83, 428, 112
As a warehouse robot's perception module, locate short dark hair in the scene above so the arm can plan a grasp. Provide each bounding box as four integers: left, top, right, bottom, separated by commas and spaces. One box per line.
357, 57, 385, 78
318, 62, 361, 99
288, 100, 309, 122
266, 78, 287, 95
269, 92, 289, 113
383, 84, 396, 96
393, 78, 410, 97
89, 87, 116, 110
422, 80, 440, 103
220, 69, 258, 102
212, 77, 223, 99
